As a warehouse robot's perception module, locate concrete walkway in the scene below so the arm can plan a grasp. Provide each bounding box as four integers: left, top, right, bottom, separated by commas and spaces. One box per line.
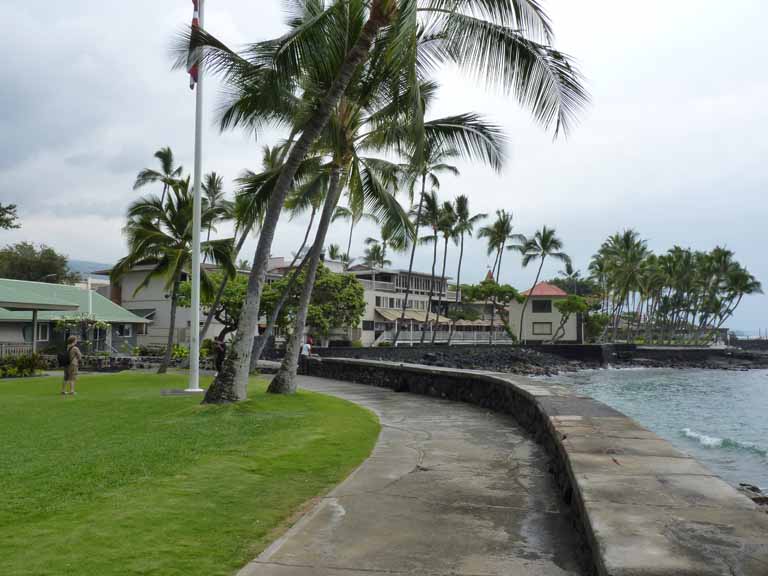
240, 376, 583, 576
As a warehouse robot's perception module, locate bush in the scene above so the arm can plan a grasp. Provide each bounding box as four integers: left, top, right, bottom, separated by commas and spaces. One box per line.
0, 354, 45, 378
171, 344, 189, 361
201, 339, 215, 359
351, 340, 363, 348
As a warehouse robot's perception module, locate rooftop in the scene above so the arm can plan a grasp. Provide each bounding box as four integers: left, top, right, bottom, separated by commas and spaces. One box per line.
0, 279, 150, 324
521, 282, 568, 298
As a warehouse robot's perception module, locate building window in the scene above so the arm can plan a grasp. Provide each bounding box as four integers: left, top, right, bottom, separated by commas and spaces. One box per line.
37, 323, 49, 342
532, 322, 553, 335
375, 296, 382, 307
136, 323, 148, 336
362, 320, 374, 331
116, 324, 133, 338
532, 300, 552, 313
389, 297, 395, 308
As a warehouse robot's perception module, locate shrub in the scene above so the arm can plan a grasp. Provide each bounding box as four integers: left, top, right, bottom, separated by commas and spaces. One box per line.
351, 340, 363, 348
171, 344, 189, 361
201, 339, 215, 359
0, 354, 45, 378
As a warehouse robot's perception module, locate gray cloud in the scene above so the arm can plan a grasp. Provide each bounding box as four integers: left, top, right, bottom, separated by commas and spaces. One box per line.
2, 0, 767, 331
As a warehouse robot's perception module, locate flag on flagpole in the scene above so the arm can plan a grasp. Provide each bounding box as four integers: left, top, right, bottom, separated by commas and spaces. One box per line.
187, 0, 201, 89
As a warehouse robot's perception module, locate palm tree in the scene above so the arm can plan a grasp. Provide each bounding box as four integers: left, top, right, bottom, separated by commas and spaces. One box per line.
186, 0, 588, 402
327, 243, 344, 261
431, 201, 457, 343
415, 191, 442, 344
478, 210, 525, 342
447, 195, 486, 344
113, 177, 235, 373
202, 172, 231, 243
363, 243, 391, 268
518, 226, 570, 342
133, 146, 183, 207
558, 260, 581, 293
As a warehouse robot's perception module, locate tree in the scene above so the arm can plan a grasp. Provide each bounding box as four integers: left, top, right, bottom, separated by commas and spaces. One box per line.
178, 271, 247, 340
557, 260, 581, 293
0, 204, 20, 230
431, 201, 457, 343
415, 191, 442, 344
113, 177, 235, 374
260, 265, 366, 343
478, 210, 525, 343
460, 279, 522, 336
551, 295, 588, 343
362, 243, 391, 268
0, 242, 80, 283
447, 195, 485, 344
186, 0, 588, 402
202, 172, 232, 245
133, 146, 183, 207
518, 226, 569, 342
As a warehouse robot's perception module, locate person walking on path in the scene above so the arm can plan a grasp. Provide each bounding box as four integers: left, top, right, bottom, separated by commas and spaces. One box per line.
62, 335, 82, 395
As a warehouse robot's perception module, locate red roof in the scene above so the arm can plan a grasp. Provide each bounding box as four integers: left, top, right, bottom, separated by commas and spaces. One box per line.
521, 282, 568, 297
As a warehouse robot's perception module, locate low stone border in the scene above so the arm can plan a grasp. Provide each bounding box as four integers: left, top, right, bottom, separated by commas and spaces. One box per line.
305, 357, 768, 576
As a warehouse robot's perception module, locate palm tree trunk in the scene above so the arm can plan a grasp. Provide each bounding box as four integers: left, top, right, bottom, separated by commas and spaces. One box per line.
202, 8, 390, 404
421, 233, 438, 344
158, 274, 180, 374
269, 166, 344, 394
345, 218, 355, 269
447, 233, 465, 345
431, 235, 449, 344
393, 174, 426, 346
519, 258, 546, 343
200, 226, 252, 340
489, 247, 503, 344
250, 253, 311, 369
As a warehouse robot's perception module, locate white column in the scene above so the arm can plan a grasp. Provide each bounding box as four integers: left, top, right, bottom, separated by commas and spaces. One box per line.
32, 310, 38, 354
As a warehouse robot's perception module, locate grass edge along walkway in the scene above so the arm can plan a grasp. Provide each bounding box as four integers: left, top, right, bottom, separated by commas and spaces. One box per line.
0, 372, 380, 576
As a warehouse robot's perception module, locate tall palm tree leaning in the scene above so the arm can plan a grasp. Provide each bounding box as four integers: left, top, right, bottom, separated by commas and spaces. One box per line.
447, 195, 486, 344
478, 210, 525, 343
132, 146, 183, 206
518, 226, 570, 343
186, 0, 588, 402
416, 192, 442, 344
113, 177, 235, 373
431, 201, 457, 343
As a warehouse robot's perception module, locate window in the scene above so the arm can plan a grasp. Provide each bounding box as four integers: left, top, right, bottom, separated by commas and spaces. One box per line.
36, 323, 49, 342
389, 298, 395, 308
375, 296, 382, 307
532, 322, 553, 335
532, 300, 552, 313
136, 323, 148, 336
362, 320, 374, 331
115, 324, 133, 338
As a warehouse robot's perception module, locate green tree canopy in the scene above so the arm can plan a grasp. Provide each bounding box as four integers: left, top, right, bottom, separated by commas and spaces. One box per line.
178, 271, 248, 340
261, 265, 365, 339
0, 242, 80, 283
0, 204, 20, 230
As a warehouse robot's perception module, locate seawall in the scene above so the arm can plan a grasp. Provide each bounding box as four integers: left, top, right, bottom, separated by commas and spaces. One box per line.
305, 357, 768, 576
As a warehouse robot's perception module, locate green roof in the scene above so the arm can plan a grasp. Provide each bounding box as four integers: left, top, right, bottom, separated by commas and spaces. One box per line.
0, 279, 150, 324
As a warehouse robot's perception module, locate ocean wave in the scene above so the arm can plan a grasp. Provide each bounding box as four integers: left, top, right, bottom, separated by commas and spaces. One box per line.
680, 428, 767, 456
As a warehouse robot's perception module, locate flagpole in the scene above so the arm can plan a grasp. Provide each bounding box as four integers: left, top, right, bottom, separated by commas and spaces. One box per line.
187, 0, 204, 392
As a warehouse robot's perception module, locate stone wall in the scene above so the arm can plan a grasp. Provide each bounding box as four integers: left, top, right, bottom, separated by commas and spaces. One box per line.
304, 357, 768, 576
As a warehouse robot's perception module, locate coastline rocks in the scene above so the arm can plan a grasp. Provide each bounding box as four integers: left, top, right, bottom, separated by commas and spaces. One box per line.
739, 483, 768, 507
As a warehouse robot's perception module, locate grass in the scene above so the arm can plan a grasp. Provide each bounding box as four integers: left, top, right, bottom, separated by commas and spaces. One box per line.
0, 372, 379, 576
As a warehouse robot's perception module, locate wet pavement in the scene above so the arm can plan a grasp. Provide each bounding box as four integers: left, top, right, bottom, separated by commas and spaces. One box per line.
240, 376, 583, 576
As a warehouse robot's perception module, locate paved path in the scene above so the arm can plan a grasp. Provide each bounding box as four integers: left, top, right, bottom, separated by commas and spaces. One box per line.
241, 376, 583, 576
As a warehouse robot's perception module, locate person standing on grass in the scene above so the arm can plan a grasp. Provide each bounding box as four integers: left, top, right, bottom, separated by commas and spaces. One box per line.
62, 335, 81, 395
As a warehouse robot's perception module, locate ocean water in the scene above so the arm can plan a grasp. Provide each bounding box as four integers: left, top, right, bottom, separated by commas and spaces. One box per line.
550, 368, 768, 490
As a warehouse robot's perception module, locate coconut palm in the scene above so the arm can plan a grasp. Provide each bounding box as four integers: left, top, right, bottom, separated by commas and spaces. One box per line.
327, 243, 344, 261
113, 177, 235, 374
133, 146, 183, 207
362, 243, 391, 268
413, 191, 442, 343
447, 195, 486, 344
558, 260, 581, 293
518, 226, 570, 342
202, 172, 232, 244
184, 0, 588, 402
431, 201, 457, 343
478, 210, 525, 342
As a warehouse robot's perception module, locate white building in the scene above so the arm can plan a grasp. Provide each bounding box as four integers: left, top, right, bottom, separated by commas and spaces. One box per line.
508, 282, 581, 343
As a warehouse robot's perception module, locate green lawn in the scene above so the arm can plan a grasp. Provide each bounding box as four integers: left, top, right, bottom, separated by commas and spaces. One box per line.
0, 372, 379, 576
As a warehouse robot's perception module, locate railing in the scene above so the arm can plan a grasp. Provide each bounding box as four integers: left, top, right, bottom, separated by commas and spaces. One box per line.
0, 342, 34, 358
377, 330, 514, 346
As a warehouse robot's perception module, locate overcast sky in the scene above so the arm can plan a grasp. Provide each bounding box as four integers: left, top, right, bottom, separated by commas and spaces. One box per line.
2, 1, 767, 331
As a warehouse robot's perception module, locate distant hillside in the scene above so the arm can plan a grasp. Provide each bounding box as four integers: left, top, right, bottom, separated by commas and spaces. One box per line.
68, 259, 111, 277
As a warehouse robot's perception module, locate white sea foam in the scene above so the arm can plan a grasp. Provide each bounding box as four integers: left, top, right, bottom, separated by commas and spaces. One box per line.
680, 428, 767, 456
